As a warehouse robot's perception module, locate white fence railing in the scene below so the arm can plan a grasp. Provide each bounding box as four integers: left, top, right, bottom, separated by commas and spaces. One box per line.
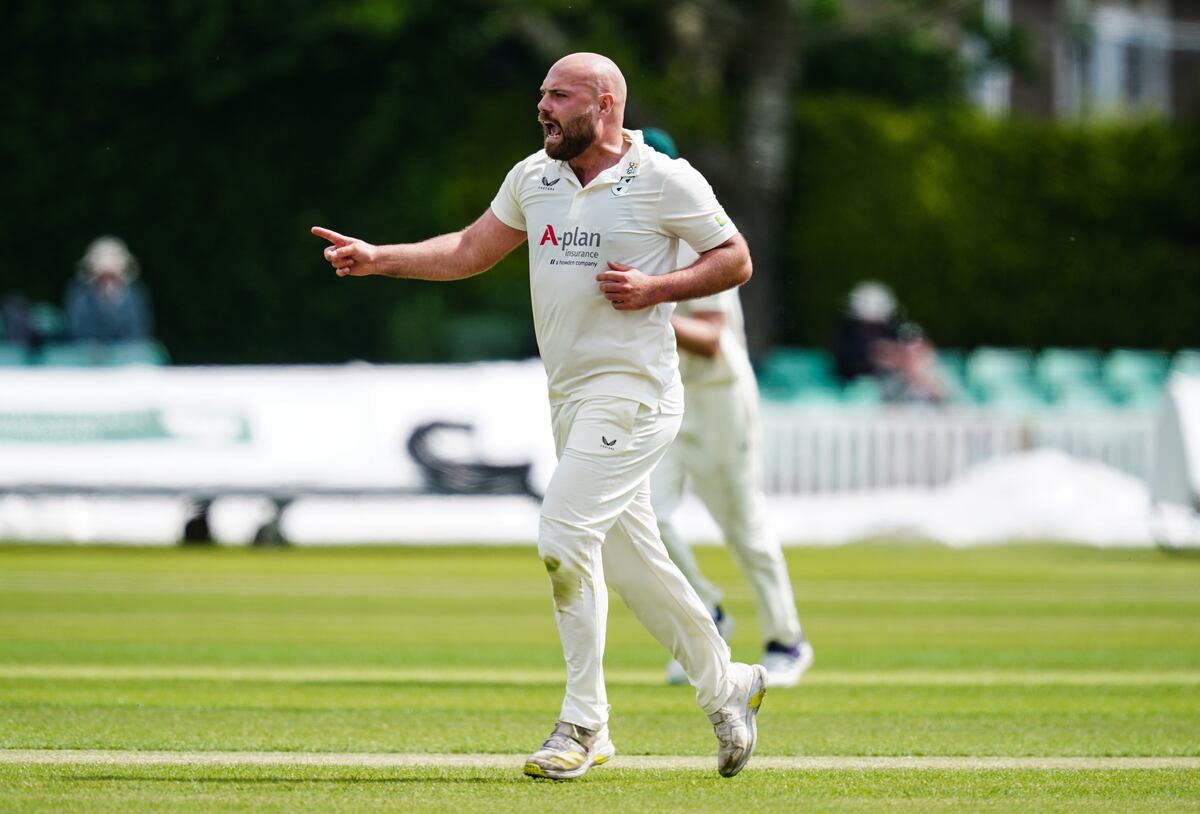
760, 406, 1158, 494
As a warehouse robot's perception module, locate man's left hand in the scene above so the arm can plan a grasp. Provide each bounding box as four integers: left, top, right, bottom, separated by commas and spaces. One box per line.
596, 262, 660, 311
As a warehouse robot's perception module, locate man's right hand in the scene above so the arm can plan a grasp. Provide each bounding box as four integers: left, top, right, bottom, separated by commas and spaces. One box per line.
311, 226, 379, 277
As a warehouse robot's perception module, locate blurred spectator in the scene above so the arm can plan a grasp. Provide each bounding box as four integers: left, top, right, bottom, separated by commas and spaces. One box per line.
66, 236, 154, 342
874, 322, 947, 404
2, 293, 45, 352
833, 280, 900, 382
833, 281, 945, 404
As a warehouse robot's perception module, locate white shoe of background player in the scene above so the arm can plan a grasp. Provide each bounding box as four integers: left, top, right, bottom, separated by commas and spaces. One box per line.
761, 638, 815, 688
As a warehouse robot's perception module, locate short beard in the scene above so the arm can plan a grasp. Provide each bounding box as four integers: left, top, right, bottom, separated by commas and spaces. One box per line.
543, 111, 598, 161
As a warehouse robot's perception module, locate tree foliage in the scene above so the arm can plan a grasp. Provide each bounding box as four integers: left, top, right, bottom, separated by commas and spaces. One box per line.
782, 100, 1200, 350
1, 1, 1193, 363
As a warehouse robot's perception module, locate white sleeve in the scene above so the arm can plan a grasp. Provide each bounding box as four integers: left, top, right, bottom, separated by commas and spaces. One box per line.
490, 159, 527, 231
658, 161, 739, 253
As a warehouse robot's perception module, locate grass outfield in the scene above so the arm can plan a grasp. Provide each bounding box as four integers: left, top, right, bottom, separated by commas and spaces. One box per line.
0, 541, 1198, 812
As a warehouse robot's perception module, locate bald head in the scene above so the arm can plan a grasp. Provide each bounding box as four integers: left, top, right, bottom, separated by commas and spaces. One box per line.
546, 52, 627, 120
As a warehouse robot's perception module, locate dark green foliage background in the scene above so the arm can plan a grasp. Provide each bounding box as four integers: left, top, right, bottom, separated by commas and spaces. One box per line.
782, 100, 1200, 350
3, 2, 545, 364
2, 2, 1196, 363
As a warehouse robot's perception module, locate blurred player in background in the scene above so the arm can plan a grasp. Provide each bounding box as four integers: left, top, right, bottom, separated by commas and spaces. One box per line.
314, 53, 768, 781
642, 128, 814, 689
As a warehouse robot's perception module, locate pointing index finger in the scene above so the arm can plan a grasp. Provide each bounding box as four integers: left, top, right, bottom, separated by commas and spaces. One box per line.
311, 226, 350, 246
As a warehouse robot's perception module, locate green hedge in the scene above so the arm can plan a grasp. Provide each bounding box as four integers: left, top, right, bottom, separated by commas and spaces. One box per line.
0, 3, 541, 365
778, 99, 1200, 351
2, 3, 1196, 363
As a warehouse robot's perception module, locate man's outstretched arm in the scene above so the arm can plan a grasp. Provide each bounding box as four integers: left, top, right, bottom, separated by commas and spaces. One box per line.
312, 209, 526, 281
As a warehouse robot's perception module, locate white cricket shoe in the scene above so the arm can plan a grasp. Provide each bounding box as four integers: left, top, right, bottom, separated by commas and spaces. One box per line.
666, 605, 735, 685
523, 721, 615, 780
761, 639, 815, 688
708, 662, 768, 777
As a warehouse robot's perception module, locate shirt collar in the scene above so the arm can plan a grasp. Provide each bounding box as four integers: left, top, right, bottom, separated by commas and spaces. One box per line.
619, 129, 644, 176
595, 130, 643, 184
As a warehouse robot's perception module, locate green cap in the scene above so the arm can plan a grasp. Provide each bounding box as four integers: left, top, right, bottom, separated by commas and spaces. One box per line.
641, 127, 678, 159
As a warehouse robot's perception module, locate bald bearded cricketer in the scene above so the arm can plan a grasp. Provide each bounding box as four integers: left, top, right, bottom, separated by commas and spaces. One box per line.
313, 52, 768, 781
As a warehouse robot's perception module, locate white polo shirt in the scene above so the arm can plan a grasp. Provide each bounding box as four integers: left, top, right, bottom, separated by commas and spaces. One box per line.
674, 245, 755, 389
490, 129, 739, 411
676, 291, 756, 390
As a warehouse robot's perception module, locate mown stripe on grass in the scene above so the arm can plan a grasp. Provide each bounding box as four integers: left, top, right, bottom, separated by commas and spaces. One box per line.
4, 573, 1197, 604
1, 664, 1198, 687
2, 750, 1197, 771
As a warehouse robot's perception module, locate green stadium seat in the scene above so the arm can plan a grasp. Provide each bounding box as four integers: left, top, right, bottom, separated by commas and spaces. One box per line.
1104, 349, 1169, 403
933, 347, 966, 378
935, 347, 965, 369
1118, 386, 1164, 411
756, 364, 802, 400
965, 347, 1035, 401
1046, 381, 1119, 411
757, 374, 802, 401
102, 340, 171, 366
0, 342, 29, 366
1035, 348, 1102, 396
1172, 349, 1200, 377
985, 386, 1049, 415
761, 348, 837, 383
39, 342, 105, 367
1105, 348, 1169, 382
757, 348, 838, 401
932, 356, 976, 404
841, 376, 883, 406
791, 383, 844, 406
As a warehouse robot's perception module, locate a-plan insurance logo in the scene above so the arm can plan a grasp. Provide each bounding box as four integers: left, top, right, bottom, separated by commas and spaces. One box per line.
539, 224, 601, 269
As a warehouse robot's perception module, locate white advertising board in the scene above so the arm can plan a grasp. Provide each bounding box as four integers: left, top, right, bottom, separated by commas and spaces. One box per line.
0, 362, 557, 495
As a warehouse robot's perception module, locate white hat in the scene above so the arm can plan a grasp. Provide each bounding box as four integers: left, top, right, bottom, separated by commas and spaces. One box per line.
79, 235, 138, 281
848, 281, 896, 322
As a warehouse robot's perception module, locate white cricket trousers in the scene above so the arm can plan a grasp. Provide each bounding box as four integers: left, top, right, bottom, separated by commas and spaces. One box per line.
650, 380, 804, 647
539, 395, 738, 730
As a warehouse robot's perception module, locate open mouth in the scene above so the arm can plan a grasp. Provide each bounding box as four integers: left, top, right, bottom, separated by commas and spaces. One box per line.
540, 120, 562, 141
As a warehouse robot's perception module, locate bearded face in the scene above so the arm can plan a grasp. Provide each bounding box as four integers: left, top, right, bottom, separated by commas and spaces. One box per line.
540, 106, 598, 161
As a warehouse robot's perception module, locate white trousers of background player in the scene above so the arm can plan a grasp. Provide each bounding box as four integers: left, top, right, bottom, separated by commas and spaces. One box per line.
650, 380, 804, 647
539, 396, 737, 729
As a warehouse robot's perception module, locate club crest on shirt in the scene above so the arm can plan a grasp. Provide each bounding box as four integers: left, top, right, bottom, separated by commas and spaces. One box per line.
612, 174, 638, 197
610, 157, 641, 196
